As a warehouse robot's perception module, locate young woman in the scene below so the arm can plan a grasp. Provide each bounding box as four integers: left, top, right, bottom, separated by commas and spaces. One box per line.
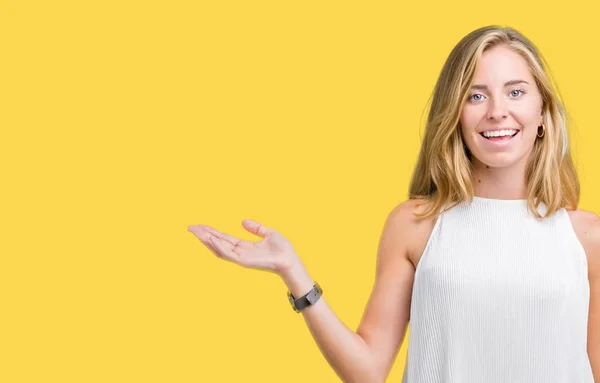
188, 25, 600, 382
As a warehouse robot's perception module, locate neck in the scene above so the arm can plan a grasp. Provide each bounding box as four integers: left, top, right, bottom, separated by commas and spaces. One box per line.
471, 158, 528, 200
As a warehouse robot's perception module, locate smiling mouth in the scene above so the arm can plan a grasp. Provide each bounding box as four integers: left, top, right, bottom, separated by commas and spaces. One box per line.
480, 131, 519, 140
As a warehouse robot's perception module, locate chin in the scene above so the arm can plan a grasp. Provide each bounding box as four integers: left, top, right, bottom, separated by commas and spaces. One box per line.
475, 154, 522, 169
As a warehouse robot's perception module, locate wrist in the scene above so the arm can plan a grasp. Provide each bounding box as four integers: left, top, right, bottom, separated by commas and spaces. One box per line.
279, 261, 315, 299
277, 254, 305, 279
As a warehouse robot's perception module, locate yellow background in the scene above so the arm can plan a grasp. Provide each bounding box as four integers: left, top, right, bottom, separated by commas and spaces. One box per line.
2, 0, 599, 382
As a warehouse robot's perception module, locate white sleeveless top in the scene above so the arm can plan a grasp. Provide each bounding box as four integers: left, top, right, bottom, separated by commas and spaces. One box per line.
401, 196, 594, 383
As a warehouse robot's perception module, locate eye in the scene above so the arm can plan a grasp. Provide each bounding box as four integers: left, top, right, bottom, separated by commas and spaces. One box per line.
468, 93, 484, 102
510, 89, 525, 97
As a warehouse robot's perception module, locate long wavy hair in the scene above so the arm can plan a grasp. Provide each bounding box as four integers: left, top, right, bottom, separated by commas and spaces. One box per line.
409, 25, 579, 220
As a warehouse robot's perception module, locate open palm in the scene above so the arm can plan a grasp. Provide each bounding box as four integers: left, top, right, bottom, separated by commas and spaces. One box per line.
187, 219, 299, 274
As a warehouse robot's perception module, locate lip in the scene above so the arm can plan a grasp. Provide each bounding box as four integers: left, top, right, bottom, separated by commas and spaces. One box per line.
478, 129, 520, 146
478, 127, 520, 134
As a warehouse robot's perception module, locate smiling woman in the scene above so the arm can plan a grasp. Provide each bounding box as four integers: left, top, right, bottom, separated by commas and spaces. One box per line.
402, 25, 600, 383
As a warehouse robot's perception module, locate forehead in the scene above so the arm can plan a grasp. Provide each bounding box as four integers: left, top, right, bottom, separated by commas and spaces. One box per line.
473, 45, 534, 83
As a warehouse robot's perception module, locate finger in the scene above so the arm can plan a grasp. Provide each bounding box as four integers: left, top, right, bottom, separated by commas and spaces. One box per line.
188, 225, 212, 243
208, 235, 244, 265
197, 225, 247, 249
188, 226, 220, 253
242, 219, 271, 239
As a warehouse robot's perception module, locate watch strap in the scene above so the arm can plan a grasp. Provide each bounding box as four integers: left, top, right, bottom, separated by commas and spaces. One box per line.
287, 282, 322, 313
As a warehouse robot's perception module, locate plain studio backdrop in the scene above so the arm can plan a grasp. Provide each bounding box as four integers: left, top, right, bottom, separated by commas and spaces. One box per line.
1, 1, 599, 382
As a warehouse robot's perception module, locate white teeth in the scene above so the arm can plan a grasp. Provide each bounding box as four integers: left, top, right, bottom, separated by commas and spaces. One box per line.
482, 129, 518, 138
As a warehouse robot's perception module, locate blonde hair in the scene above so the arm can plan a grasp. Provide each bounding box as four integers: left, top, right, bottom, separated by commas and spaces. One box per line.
409, 25, 579, 219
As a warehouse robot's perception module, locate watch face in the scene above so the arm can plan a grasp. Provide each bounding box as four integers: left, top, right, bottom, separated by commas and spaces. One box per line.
306, 284, 322, 304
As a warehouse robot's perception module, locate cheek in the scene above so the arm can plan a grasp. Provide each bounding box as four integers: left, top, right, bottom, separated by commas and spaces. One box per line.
460, 106, 484, 135
512, 108, 541, 130
513, 96, 543, 124
462, 101, 489, 119
459, 108, 470, 131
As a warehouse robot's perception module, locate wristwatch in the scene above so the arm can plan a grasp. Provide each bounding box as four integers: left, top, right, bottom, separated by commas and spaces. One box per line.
287, 282, 323, 313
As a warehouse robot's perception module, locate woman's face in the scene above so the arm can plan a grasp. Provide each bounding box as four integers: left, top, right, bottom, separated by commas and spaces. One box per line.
459, 44, 543, 169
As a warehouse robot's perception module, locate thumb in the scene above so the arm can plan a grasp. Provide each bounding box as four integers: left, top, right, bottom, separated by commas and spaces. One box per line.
241, 219, 273, 239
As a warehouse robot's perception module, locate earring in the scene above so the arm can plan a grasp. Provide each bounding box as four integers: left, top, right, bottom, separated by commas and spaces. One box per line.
537, 122, 545, 138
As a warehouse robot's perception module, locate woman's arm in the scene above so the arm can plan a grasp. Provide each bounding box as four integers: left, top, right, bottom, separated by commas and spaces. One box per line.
582, 213, 600, 382
279, 200, 431, 382
568, 209, 600, 382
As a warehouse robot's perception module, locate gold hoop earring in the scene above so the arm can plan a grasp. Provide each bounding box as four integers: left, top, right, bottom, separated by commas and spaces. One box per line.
537, 122, 545, 138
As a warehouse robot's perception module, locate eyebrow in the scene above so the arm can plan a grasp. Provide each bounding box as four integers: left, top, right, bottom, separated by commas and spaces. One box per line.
470, 80, 530, 90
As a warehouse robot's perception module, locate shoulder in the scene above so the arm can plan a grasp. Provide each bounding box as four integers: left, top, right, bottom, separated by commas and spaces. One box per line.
384, 197, 438, 268
567, 208, 600, 278
387, 197, 437, 232
566, 208, 600, 247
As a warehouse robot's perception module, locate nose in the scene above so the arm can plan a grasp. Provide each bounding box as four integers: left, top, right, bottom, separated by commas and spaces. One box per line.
486, 96, 509, 120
